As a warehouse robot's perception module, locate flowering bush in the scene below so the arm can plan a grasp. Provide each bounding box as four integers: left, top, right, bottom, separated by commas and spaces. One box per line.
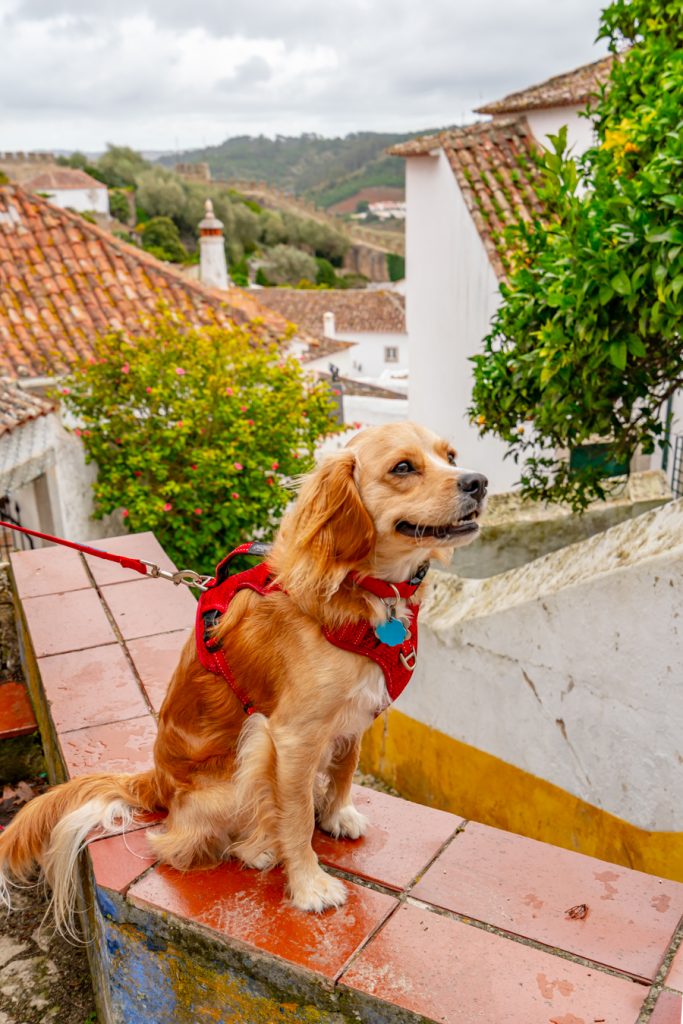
62, 310, 340, 570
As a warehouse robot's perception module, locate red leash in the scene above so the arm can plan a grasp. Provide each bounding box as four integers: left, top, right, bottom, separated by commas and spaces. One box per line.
0, 520, 211, 589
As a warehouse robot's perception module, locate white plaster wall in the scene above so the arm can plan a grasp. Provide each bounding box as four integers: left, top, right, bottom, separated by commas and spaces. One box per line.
525, 105, 595, 156
405, 153, 519, 492
398, 498, 683, 831
338, 331, 407, 379
41, 187, 110, 215
342, 395, 409, 428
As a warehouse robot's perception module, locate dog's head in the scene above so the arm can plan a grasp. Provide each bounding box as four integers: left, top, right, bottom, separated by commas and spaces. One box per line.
274, 421, 487, 601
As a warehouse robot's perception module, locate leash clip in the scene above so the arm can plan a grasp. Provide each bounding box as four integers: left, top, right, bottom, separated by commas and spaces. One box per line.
141, 560, 212, 592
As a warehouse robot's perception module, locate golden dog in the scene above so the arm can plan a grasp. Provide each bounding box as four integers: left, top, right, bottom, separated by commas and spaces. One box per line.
0, 421, 487, 929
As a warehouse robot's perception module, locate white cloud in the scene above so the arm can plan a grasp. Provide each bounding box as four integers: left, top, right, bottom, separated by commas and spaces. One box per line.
0, 0, 609, 151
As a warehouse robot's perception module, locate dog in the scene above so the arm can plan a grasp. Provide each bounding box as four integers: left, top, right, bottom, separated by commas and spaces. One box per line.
0, 421, 487, 930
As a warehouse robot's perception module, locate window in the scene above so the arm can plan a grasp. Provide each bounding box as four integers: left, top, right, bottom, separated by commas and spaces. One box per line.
384, 346, 399, 363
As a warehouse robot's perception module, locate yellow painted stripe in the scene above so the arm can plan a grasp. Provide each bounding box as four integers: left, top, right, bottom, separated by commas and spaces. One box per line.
360, 708, 683, 883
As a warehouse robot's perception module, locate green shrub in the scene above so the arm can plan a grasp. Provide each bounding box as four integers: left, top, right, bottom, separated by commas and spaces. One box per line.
255, 267, 272, 286
60, 309, 340, 569
315, 257, 338, 287
141, 217, 187, 263
230, 256, 249, 287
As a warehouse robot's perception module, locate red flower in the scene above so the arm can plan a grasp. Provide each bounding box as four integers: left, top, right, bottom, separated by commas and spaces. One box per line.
233, 462, 243, 471
134, 471, 142, 478
121, 508, 129, 518
190, 464, 198, 471
74, 428, 82, 437
177, 420, 183, 428
61, 387, 70, 395
247, 419, 254, 426
226, 387, 234, 396
231, 492, 239, 500
121, 363, 130, 375
163, 502, 172, 512
194, 507, 202, 516
146, 386, 153, 394
240, 405, 247, 413
175, 367, 186, 376
267, 477, 274, 486
271, 461, 279, 470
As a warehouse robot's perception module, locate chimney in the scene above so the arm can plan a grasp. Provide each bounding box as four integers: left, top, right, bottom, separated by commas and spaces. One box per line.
323, 311, 336, 338
198, 199, 228, 290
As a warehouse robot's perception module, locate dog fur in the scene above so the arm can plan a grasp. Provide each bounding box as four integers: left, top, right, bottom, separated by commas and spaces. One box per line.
0, 421, 486, 929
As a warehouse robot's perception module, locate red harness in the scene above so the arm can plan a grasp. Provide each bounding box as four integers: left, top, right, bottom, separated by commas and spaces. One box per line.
196, 544, 425, 714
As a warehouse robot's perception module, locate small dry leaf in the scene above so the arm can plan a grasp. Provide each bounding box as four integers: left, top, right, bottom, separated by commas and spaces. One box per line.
565, 903, 589, 920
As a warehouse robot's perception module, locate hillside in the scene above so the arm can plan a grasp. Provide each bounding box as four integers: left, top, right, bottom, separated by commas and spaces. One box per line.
162, 131, 438, 208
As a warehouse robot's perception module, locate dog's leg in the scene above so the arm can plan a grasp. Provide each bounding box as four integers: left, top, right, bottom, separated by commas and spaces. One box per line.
317, 735, 368, 840
272, 726, 347, 912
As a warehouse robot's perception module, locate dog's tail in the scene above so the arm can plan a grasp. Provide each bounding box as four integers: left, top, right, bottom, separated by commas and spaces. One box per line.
0, 769, 161, 937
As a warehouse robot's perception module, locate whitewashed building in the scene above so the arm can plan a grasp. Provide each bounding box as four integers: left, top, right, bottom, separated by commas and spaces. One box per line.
390, 56, 616, 491
22, 166, 110, 216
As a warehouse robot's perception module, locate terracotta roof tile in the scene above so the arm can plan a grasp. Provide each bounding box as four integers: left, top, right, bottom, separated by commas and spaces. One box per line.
0, 186, 308, 379
390, 118, 545, 279
254, 288, 406, 336
0, 379, 55, 436
474, 54, 613, 116
22, 167, 107, 192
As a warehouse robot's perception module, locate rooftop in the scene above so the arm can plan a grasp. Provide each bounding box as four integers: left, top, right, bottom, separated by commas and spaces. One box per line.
390, 118, 545, 279
21, 167, 107, 192
0, 186, 310, 379
475, 54, 614, 116
0, 380, 55, 437
254, 288, 406, 335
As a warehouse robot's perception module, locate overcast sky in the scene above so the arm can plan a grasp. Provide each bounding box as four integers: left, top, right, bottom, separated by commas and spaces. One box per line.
0, 0, 609, 154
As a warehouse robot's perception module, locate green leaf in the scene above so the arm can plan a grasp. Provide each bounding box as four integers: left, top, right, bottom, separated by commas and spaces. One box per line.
611, 271, 632, 296
609, 341, 627, 370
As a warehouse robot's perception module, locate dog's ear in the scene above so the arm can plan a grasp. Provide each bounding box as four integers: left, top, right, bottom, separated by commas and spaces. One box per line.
294, 449, 375, 568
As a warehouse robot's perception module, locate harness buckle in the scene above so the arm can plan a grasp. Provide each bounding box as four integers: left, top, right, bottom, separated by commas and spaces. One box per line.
399, 648, 417, 672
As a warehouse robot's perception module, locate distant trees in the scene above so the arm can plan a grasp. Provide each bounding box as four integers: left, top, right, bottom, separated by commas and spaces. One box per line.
260, 245, 318, 286
55, 142, 361, 286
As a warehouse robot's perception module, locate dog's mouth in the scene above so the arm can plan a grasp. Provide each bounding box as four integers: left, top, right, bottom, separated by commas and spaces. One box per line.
395, 508, 481, 541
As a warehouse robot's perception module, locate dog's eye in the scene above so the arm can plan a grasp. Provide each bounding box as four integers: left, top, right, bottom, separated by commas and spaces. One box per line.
391, 460, 416, 475
447, 451, 457, 466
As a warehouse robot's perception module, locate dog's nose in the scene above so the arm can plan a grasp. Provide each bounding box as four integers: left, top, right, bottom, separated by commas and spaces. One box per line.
458, 472, 488, 500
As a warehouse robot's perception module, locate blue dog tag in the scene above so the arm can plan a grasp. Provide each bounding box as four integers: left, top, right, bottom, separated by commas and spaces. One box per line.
375, 617, 407, 647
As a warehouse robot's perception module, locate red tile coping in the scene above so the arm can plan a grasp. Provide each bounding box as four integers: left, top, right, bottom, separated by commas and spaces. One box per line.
59, 715, 157, 778
11, 544, 91, 598
650, 990, 683, 1024
9, 531, 683, 1020
22, 588, 116, 657
101, 577, 196, 641
88, 826, 158, 894
339, 901, 647, 1024
665, 942, 683, 992
411, 821, 683, 983
38, 644, 149, 733
0, 681, 36, 739
314, 784, 461, 891
128, 860, 398, 983
126, 630, 189, 713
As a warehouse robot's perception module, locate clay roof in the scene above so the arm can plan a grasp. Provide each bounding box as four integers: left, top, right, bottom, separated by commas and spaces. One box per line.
254, 288, 406, 336
390, 118, 545, 279
22, 167, 107, 192
0, 186, 308, 379
0, 380, 55, 437
474, 55, 613, 116
299, 336, 356, 364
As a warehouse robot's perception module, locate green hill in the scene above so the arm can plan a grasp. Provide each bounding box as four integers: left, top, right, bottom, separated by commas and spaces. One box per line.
162, 131, 437, 208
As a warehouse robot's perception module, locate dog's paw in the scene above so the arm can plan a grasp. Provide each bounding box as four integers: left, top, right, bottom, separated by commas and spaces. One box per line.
319, 803, 369, 840
289, 868, 348, 913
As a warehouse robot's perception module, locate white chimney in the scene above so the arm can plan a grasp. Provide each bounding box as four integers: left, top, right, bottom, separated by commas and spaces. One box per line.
323, 311, 336, 338
198, 199, 228, 290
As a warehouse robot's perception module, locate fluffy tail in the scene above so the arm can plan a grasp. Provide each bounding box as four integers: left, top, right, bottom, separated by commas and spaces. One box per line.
0, 770, 160, 938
